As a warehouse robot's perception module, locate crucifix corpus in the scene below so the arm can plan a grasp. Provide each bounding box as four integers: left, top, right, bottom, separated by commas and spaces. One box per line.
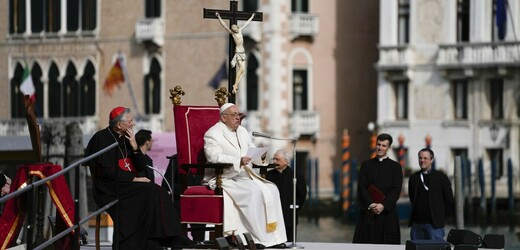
204, 1, 263, 103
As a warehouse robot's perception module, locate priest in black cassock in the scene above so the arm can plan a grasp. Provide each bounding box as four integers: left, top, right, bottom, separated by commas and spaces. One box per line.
353, 133, 403, 244
85, 107, 190, 249
266, 149, 307, 242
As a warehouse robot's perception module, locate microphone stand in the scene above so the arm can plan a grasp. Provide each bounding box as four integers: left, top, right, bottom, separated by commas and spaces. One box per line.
255, 133, 302, 249
147, 165, 174, 203
286, 138, 303, 249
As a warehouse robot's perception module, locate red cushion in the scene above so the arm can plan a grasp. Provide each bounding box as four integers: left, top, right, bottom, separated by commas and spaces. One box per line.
180, 194, 223, 224
183, 185, 216, 195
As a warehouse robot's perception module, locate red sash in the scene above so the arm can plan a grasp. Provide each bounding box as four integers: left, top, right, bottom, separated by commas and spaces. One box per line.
0, 163, 75, 249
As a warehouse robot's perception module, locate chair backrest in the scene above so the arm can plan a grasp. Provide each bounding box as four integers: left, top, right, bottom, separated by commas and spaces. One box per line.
173, 105, 220, 175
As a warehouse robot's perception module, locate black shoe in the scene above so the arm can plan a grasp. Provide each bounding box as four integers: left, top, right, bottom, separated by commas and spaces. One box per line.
171, 235, 196, 248
270, 243, 287, 248
225, 235, 238, 247
255, 243, 266, 249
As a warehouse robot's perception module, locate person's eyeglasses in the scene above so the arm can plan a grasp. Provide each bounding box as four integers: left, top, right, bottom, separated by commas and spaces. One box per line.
223, 112, 240, 117
120, 119, 134, 125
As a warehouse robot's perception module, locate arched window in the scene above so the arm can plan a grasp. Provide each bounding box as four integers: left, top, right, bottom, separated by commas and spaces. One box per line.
48, 63, 61, 117
246, 54, 259, 111
80, 61, 96, 116
32, 63, 44, 118
144, 58, 161, 114
63, 62, 79, 117
292, 69, 308, 111
10, 63, 25, 118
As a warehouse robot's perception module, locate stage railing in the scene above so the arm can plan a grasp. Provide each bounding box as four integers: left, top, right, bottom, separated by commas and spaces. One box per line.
0, 141, 118, 250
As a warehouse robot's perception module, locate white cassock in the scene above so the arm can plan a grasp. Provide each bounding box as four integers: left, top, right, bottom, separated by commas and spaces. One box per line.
203, 121, 287, 247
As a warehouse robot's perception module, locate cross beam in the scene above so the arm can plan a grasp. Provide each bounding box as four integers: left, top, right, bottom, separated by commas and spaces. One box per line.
204, 1, 263, 104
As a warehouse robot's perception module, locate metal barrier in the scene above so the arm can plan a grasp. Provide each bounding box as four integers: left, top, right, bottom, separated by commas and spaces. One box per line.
0, 141, 118, 250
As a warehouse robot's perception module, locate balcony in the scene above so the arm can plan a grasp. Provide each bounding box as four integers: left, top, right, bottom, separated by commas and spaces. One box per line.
289, 13, 319, 39
0, 115, 164, 149
135, 18, 165, 46
134, 115, 164, 133
240, 111, 319, 137
290, 111, 320, 136
437, 42, 520, 68
0, 117, 99, 151
377, 45, 411, 69
241, 111, 263, 135
0, 117, 99, 137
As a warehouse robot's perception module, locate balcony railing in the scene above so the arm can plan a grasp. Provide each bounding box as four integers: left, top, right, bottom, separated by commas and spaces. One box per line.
134, 115, 163, 133
290, 111, 320, 136
378, 45, 410, 68
0, 115, 164, 138
289, 13, 319, 39
135, 18, 164, 46
241, 111, 263, 135
437, 42, 520, 67
241, 111, 319, 137
0, 117, 99, 137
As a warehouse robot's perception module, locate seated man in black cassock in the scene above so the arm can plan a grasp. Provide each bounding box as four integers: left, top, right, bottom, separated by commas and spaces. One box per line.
85, 106, 192, 249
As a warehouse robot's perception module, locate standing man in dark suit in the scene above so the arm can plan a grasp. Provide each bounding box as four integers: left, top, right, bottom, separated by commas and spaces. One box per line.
408, 148, 454, 240
266, 149, 307, 242
353, 133, 403, 244
135, 129, 155, 182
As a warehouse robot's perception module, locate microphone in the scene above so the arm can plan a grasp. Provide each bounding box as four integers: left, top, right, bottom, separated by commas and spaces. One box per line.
252, 131, 272, 139
252, 131, 299, 141
147, 165, 174, 202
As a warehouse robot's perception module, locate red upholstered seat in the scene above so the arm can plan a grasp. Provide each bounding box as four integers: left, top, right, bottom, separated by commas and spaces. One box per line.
183, 185, 216, 195
173, 104, 227, 235
180, 186, 222, 224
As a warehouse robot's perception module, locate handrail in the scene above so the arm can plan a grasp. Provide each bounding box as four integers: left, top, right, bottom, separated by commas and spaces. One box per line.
0, 142, 117, 204
0, 141, 118, 250
34, 200, 119, 250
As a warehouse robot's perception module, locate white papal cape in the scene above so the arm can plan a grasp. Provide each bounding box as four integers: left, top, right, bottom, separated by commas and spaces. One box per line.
203, 121, 287, 247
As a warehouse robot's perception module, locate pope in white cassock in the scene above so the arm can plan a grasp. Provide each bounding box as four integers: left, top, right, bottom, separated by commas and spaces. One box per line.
203, 103, 287, 248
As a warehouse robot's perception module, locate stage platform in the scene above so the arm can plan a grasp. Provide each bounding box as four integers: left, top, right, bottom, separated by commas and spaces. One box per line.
79, 242, 406, 250
78, 242, 505, 249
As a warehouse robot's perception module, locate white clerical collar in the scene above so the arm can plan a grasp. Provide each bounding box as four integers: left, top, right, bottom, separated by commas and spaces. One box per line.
422, 169, 432, 175
378, 156, 388, 162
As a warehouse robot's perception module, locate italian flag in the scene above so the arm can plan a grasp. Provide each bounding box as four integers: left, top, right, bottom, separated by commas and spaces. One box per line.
20, 64, 35, 101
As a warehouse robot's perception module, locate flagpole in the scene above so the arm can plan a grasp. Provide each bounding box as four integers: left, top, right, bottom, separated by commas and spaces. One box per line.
118, 53, 141, 117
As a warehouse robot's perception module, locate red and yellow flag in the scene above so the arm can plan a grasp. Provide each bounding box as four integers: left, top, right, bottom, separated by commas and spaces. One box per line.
103, 59, 125, 95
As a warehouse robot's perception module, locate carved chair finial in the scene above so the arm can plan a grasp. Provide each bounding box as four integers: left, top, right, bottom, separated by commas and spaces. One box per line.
170, 86, 185, 105
214, 87, 230, 107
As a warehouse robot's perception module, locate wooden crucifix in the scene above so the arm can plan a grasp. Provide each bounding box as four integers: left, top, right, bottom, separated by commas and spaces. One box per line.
204, 1, 263, 104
